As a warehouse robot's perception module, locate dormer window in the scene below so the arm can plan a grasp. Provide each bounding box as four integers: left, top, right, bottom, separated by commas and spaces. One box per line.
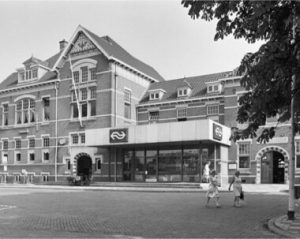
177, 87, 190, 97
148, 89, 165, 101
207, 83, 221, 93
150, 92, 160, 100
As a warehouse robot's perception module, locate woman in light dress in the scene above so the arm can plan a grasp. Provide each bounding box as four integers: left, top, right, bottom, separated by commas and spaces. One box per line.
205, 170, 221, 208
228, 170, 243, 207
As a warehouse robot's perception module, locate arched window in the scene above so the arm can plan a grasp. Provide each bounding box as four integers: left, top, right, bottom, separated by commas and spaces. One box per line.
15, 98, 35, 125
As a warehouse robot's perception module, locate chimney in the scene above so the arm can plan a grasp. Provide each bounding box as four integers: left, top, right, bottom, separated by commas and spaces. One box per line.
59, 39, 68, 51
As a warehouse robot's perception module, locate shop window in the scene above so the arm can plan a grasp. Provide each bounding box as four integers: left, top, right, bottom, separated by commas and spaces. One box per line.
238, 142, 250, 168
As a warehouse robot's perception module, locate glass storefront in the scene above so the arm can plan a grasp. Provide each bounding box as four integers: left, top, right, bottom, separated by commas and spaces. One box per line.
122, 144, 220, 182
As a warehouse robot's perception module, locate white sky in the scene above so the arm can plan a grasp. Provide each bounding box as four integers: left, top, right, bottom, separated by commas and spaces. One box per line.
0, 0, 263, 81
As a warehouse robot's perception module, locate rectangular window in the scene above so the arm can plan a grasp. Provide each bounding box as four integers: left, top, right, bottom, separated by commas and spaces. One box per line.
80, 133, 85, 144
43, 97, 50, 121
149, 111, 159, 122
43, 137, 50, 147
81, 88, 87, 101
3, 140, 8, 150
74, 71, 79, 83
81, 103, 88, 117
15, 139, 21, 149
90, 87, 96, 99
124, 103, 131, 119
43, 152, 49, 161
177, 108, 187, 119
16, 153, 21, 162
71, 134, 79, 145
296, 141, 300, 168
81, 66, 88, 82
207, 105, 219, 115
90, 68, 97, 81
29, 138, 35, 148
32, 69, 38, 78
3, 104, 8, 126
29, 153, 35, 161
90, 101, 96, 116
124, 90, 131, 103
238, 143, 250, 168
72, 104, 79, 118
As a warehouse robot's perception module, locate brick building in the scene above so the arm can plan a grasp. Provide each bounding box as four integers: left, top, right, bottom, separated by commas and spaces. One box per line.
0, 25, 297, 185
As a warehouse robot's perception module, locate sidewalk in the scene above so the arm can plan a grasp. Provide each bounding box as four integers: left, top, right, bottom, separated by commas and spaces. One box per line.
0, 182, 289, 193
268, 214, 300, 238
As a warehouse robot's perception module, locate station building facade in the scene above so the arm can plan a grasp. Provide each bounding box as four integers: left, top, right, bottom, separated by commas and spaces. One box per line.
0, 25, 298, 185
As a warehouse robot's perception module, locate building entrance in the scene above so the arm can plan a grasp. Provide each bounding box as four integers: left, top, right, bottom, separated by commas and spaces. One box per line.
261, 151, 285, 184
77, 154, 92, 184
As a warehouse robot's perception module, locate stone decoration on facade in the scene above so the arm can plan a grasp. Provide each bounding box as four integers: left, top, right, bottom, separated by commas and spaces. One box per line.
70, 33, 97, 56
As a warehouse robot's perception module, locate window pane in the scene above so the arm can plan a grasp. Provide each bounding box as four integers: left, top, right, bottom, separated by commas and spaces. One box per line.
90, 87, 96, 99
90, 101, 96, 116
124, 103, 131, 119
74, 71, 79, 83
44, 152, 49, 161
239, 156, 250, 168
81, 103, 87, 117
90, 68, 97, 80
81, 88, 87, 100
183, 148, 199, 182
81, 67, 88, 82
297, 155, 300, 168
158, 149, 181, 182
73, 104, 78, 118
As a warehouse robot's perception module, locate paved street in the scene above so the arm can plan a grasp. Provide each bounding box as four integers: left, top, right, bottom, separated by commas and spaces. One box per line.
0, 187, 293, 238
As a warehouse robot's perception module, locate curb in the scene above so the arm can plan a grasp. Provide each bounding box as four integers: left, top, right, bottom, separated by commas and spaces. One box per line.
268, 216, 298, 238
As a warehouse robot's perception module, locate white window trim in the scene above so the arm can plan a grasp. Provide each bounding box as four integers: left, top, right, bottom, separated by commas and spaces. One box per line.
69, 132, 85, 146
237, 142, 251, 169
28, 150, 35, 163
2, 138, 8, 150
42, 149, 50, 162
207, 105, 219, 115
41, 95, 51, 122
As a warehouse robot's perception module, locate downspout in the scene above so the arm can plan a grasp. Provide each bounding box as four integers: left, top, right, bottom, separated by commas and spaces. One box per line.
114, 63, 117, 182
54, 69, 60, 182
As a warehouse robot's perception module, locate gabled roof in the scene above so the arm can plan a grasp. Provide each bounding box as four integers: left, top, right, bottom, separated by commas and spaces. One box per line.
53, 25, 164, 82
22, 56, 47, 67
139, 71, 232, 105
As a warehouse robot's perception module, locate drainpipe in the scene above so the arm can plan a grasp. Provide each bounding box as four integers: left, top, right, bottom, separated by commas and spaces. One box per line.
54, 70, 60, 182
114, 63, 117, 182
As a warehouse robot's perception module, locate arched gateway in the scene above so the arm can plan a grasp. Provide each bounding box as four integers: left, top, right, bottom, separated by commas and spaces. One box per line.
73, 153, 93, 180
255, 146, 289, 184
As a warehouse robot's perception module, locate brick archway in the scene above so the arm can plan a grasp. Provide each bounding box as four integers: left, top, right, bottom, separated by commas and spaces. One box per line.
73, 152, 92, 176
255, 146, 289, 184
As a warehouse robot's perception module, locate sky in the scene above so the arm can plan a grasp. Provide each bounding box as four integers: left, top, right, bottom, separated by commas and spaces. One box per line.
0, 0, 264, 82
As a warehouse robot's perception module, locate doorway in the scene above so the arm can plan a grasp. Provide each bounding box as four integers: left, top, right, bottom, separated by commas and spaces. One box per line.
77, 154, 92, 184
261, 151, 285, 184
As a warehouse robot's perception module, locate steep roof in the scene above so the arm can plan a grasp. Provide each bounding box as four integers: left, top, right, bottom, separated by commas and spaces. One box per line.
0, 53, 59, 91
139, 71, 232, 104
82, 27, 164, 82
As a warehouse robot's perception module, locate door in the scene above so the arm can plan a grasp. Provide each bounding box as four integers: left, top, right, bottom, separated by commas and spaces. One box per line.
261, 152, 273, 184
145, 150, 157, 182
273, 152, 285, 184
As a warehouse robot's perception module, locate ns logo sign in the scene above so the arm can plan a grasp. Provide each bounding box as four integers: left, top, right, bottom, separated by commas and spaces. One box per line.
109, 128, 128, 143
213, 123, 223, 141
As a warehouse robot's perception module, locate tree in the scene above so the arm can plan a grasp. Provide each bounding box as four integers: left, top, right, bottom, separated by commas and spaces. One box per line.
182, 0, 300, 220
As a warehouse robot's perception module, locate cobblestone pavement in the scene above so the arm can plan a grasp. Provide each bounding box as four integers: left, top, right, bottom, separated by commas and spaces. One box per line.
0, 187, 293, 238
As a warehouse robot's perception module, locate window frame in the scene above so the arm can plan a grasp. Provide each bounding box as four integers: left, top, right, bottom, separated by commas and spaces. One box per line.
238, 142, 251, 169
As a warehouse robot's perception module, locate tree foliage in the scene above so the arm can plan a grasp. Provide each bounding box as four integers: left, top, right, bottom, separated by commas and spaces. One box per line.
182, 0, 300, 143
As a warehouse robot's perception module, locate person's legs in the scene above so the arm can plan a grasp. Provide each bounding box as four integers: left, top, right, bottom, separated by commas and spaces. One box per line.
206, 197, 210, 207
215, 197, 221, 207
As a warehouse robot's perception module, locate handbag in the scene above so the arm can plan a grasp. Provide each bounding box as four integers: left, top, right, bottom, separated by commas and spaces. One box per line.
240, 191, 244, 200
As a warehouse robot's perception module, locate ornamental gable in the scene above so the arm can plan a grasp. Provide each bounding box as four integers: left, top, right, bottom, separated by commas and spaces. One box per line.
70, 32, 98, 57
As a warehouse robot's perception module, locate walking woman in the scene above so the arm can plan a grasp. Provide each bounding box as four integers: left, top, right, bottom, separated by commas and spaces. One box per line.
228, 170, 243, 207
205, 170, 221, 208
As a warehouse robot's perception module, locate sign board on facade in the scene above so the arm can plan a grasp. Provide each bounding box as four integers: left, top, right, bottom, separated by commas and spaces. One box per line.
109, 128, 128, 143
213, 123, 223, 141
228, 163, 237, 170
